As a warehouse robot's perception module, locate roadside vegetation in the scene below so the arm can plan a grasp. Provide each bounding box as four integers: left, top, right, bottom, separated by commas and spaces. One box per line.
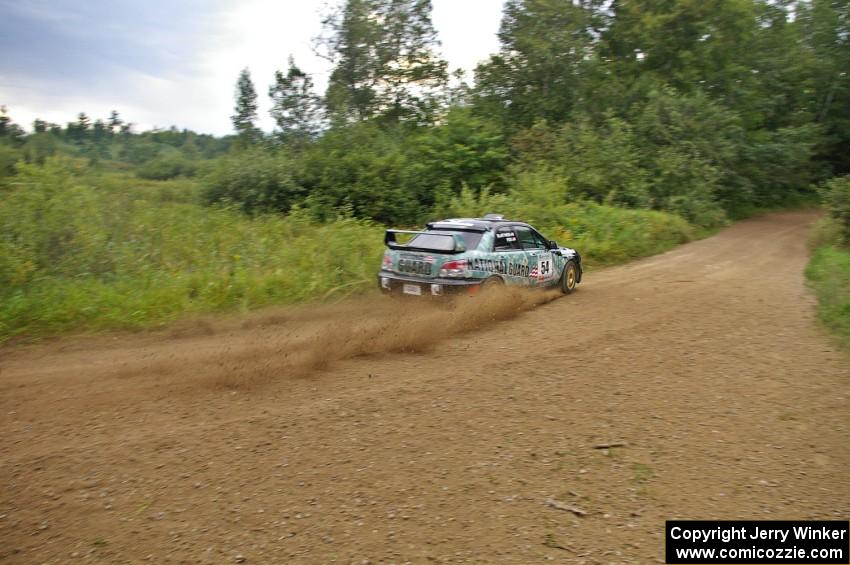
806, 176, 850, 348
0, 158, 692, 339
1, 0, 847, 340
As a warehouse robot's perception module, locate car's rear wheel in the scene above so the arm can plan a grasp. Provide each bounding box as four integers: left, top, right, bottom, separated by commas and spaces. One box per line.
560, 261, 578, 294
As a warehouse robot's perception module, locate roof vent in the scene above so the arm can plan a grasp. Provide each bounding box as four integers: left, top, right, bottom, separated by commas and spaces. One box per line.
483, 213, 504, 220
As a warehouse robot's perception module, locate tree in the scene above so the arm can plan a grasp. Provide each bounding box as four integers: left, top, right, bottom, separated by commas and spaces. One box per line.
0, 107, 25, 145
375, 0, 448, 123
300, 122, 420, 223
474, 0, 599, 131
108, 110, 123, 135
320, 0, 448, 124
93, 119, 108, 142
604, 0, 758, 97
77, 113, 91, 133
795, 0, 850, 174
65, 113, 92, 145
0, 106, 9, 137
513, 116, 652, 208
22, 131, 57, 165
406, 107, 509, 200
232, 68, 260, 144
269, 56, 323, 146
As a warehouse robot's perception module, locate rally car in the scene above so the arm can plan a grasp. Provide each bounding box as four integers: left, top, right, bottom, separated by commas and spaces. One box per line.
377, 214, 582, 297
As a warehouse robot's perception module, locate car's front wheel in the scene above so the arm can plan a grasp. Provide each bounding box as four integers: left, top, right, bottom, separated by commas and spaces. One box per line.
560, 261, 578, 294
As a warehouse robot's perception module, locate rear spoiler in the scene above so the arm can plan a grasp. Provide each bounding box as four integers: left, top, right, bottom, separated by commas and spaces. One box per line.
384, 229, 467, 254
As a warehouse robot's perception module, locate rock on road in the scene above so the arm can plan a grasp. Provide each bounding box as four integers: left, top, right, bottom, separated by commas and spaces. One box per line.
1, 211, 848, 563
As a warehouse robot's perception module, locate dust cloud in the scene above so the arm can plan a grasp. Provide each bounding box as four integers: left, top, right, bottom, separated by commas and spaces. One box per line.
160, 288, 560, 388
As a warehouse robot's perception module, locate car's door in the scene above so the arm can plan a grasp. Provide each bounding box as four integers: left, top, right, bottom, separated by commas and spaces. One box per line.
492, 226, 531, 284
516, 227, 557, 287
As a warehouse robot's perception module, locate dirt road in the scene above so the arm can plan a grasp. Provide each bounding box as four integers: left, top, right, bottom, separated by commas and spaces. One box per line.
1, 211, 848, 563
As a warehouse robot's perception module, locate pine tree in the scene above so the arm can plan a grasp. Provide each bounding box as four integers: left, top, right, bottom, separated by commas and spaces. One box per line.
108, 110, 123, 135
93, 119, 108, 144
232, 68, 260, 144
77, 112, 91, 132
269, 56, 323, 145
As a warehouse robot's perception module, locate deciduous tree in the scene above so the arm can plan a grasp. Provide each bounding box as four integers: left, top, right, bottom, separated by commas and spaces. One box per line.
269, 56, 324, 146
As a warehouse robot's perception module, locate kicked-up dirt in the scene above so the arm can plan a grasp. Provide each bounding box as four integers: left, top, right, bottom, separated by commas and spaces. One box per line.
0, 211, 848, 563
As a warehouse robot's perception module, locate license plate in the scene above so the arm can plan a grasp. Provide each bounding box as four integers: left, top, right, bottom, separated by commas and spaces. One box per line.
402, 284, 422, 296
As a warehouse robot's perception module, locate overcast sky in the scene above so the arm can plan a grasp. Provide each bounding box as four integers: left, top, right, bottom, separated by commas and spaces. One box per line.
0, 0, 506, 135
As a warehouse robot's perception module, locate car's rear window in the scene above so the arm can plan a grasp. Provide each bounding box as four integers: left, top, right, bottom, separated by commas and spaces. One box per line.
408, 230, 483, 251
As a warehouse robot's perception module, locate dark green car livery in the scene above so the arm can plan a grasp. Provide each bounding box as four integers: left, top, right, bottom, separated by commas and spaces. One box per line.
378, 215, 582, 297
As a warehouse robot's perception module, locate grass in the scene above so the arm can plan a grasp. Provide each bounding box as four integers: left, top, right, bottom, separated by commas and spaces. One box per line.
805, 220, 850, 348
1, 157, 699, 341
0, 159, 384, 340
551, 203, 698, 269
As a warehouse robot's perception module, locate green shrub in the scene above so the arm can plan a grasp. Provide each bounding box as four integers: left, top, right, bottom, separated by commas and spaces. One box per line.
433, 171, 695, 268
202, 148, 302, 215
806, 241, 850, 348
300, 122, 420, 224
513, 117, 651, 208
818, 175, 850, 245
136, 153, 198, 180
0, 144, 20, 177
406, 107, 509, 196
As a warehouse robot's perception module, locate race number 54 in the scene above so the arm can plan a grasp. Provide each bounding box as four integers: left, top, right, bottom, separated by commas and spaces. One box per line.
538, 254, 553, 280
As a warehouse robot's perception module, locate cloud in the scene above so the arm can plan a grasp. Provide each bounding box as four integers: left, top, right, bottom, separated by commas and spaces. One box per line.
192, 0, 333, 134
0, 0, 505, 135
432, 0, 504, 76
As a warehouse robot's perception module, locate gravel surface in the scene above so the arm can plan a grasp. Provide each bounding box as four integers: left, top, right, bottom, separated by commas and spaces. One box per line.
1, 211, 848, 563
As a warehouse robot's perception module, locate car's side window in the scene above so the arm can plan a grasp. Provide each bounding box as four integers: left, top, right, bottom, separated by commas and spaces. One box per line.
532, 229, 550, 249
516, 227, 546, 250
493, 228, 522, 251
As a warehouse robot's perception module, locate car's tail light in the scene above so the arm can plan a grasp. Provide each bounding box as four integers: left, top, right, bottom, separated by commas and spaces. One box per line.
439, 259, 469, 278
382, 252, 393, 270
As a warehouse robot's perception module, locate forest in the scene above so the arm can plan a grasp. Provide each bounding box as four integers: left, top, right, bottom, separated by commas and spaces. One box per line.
1, 0, 849, 340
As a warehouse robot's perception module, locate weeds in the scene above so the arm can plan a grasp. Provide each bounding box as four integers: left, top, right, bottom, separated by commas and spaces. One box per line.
805, 223, 850, 349
0, 158, 698, 340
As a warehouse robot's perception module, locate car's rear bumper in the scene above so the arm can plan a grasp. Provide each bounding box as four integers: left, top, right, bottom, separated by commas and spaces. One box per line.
377, 271, 484, 296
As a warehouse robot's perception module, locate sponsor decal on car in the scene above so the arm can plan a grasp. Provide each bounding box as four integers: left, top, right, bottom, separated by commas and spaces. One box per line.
379, 217, 581, 295
398, 254, 434, 275
495, 232, 518, 243
470, 257, 530, 277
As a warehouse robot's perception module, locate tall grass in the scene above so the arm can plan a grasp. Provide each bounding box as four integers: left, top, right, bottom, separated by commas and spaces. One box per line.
1, 158, 696, 340
0, 158, 384, 338
806, 219, 850, 348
